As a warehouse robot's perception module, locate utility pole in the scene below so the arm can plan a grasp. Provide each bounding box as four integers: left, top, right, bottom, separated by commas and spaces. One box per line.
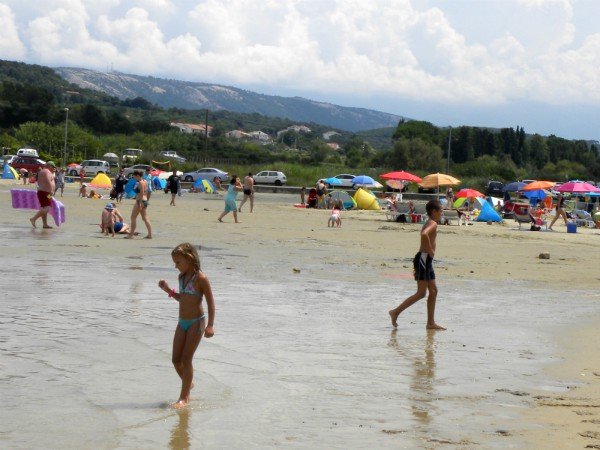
63, 108, 69, 168
446, 126, 452, 174
204, 109, 209, 165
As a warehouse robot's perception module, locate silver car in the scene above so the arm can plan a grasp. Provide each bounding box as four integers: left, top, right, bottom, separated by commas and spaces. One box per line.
182, 167, 229, 182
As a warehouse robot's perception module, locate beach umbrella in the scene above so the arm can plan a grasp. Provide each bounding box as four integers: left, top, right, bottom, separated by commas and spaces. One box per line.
380, 170, 422, 183
522, 180, 555, 191
324, 177, 343, 186
419, 173, 461, 189
522, 189, 548, 200
556, 181, 600, 193
385, 179, 405, 190
455, 188, 484, 198
503, 181, 526, 192
352, 175, 382, 188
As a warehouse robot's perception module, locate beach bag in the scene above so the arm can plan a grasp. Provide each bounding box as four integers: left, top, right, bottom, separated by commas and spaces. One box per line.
530, 224, 541, 231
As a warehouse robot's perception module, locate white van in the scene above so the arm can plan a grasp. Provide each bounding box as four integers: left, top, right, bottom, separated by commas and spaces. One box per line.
69, 160, 111, 176
122, 148, 143, 163
17, 148, 39, 158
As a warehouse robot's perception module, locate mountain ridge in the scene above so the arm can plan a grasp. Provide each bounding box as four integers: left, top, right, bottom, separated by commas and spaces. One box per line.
54, 67, 404, 132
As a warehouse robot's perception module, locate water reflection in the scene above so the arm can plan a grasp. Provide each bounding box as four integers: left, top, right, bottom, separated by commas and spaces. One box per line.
169, 408, 191, 449
389, 330, 437, 425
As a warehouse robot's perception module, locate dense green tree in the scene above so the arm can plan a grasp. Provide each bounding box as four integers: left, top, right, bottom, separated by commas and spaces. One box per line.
392, 120, 440, 144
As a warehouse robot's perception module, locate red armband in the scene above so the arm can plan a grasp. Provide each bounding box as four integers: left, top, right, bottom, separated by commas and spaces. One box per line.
168, 289, 176, 298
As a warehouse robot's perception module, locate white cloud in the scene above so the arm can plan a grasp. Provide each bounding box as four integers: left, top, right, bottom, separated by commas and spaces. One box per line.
2, 0, 600, 110
0, 4, 27, 59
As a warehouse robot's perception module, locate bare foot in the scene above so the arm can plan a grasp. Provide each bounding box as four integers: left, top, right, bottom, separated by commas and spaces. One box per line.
144, 235, 152, 239
124, 235, 134, 239
42, 225, 53, 229
426, 323, 446, 330
389, 310, 399, 328
171, 399, 188, 409
235, 221, 241, 223
29, 218, 36, 228
218, 218, 223, 223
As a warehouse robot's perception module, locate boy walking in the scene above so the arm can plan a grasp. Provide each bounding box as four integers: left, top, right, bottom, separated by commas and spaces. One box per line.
389, 199, 446, 330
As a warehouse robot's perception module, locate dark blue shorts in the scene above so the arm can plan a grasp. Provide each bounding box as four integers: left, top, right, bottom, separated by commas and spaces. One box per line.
413, 252, 435, 281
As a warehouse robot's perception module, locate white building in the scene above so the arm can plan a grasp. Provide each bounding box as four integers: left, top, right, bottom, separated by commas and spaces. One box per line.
170, 122, 213, 137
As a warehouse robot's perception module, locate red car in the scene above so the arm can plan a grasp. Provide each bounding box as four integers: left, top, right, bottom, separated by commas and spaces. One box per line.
10, 156, 46, 174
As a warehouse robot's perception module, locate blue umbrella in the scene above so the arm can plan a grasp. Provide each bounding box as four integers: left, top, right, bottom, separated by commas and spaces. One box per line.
324, 177, 343, 186
523, 189, 547, 200
352, 175, 376, 186
503, 181, 526, 192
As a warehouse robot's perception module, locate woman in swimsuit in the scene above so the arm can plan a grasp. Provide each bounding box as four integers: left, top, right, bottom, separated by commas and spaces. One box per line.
158, 243, 215, 409
549, 192, 568, 230
126, 170, 152, 239
218, 175, 243, 223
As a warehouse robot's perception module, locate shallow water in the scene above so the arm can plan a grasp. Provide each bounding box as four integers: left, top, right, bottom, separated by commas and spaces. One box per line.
0, 205, 597, 448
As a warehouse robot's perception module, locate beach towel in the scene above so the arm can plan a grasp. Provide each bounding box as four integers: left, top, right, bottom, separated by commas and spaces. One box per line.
10, 189, 66, 227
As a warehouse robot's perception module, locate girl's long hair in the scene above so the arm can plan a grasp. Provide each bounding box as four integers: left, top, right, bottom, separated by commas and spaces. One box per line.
172, 243, 201, 271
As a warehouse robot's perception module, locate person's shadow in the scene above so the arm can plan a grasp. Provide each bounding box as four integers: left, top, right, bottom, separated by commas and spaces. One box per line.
388, 329, 437, 425
169, 408, 191, 449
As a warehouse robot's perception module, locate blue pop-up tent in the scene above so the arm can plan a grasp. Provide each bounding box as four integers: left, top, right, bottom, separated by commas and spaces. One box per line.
476, 199, 502, 222
2, 163, 19, 179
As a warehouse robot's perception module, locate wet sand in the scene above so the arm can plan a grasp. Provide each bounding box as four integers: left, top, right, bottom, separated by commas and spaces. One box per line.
0, 179, 599, 448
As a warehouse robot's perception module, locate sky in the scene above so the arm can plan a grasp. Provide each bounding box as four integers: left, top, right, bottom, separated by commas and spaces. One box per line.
0, 0, 599, 140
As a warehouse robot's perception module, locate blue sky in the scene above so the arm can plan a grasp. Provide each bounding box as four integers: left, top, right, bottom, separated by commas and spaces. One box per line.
0, 0, 598, 140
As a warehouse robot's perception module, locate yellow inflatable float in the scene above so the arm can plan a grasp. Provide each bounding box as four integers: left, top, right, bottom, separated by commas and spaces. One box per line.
353, 188, 380, 210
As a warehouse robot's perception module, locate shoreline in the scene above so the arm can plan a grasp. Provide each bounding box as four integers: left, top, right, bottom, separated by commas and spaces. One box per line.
1, 179, 599, 447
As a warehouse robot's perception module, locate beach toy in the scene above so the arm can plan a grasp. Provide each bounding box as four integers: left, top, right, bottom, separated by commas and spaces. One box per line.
10, 189, 66, 227
293, 204, 306, 208
566, 222, 577, 233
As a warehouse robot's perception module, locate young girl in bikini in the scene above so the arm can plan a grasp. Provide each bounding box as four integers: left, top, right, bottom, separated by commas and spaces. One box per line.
158, 243, 215, 408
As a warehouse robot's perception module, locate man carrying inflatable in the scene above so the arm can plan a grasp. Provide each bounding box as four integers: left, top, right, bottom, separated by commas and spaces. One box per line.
30, 161, 56, 229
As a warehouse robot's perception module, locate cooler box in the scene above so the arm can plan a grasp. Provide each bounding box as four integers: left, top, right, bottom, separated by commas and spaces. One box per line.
566, 222, 577, 233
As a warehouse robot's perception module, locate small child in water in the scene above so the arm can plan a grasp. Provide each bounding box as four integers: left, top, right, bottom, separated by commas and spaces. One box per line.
389, 200, 446, 330
158, 243, 215, 409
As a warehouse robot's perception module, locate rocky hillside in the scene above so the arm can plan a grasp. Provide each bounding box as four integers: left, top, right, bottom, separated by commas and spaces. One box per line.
55, 67, 403, 132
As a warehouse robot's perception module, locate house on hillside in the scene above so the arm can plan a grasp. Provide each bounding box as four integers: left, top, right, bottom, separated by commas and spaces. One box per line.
276, 125, 312, 139
170, 122, 213, 137
326, 142, 340, 150
248, 131, 271, 143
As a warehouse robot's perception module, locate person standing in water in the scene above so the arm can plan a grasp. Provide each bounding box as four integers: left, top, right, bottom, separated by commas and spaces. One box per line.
158, 243, 215, 409
389, 200, 446, 330
30, 161, 56, 229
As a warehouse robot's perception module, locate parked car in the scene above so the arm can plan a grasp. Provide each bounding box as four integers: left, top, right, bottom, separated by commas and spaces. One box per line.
123, 164, 159, 178
324, 174, 357, 189
122, 148, 143, 162
182, 167, 229, 183
159, 150, 186, 164
68, 160, 111, 176
417, 185, 437, 194
485, 180, 504, 197
10, 156, 46, 174
253, 170, 287, 186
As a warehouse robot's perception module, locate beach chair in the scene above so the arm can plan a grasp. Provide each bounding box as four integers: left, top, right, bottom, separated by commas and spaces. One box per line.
572, 209, 595, 227
384, 202, 409, 222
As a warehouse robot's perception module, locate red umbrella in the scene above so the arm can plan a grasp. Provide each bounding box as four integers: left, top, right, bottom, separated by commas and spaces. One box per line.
556, 181, 600, 193
380, 170, 422, 183
455, 188, 485, 198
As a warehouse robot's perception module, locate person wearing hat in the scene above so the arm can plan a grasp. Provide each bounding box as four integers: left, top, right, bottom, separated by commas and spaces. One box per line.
101, 202, 131, 236
29, 161, 56, 229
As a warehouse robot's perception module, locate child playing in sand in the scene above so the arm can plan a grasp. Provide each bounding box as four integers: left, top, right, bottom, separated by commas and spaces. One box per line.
79, 183, 87, 198
158, 243, 215, 409
389, 199, 446, 330
101, 203, 116, 236
328, 201, 342, 228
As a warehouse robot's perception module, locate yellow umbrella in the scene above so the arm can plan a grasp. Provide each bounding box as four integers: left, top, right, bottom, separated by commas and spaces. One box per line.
419, 173, 461, 189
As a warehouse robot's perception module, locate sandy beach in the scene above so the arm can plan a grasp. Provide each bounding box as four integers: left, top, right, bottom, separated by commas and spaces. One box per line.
0, 179, 598, 448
